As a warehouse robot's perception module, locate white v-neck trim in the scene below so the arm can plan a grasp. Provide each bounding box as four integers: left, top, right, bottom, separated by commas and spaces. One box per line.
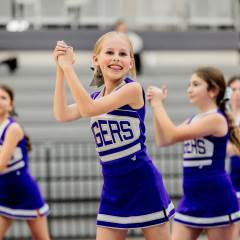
98, 79, 126, 98
193, 108, 218, 121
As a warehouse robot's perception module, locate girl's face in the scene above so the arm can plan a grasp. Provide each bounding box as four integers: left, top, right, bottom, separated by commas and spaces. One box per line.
187, 73, 216, 107
93, 36, 133, 83
0, 88, 12, 117
229, 80, 240, 109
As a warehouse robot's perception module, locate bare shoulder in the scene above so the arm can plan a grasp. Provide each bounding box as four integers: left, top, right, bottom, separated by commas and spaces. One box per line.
203, 112, 227, 136
122, 81, 142, 93
206, 112, 226, 124
123, 82, 143, 109
6, 122, 24, 139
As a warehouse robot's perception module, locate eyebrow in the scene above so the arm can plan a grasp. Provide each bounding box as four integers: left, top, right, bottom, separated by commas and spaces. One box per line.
105, 47, 128, 51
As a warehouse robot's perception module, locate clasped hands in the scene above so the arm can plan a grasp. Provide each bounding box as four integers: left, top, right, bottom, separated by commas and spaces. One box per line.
53, 40, 75, 68
147, 86, 168, 107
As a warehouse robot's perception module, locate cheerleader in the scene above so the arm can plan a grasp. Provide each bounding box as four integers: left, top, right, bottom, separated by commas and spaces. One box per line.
0, 84, 50, 239
53, 31, 174, 240
147, 67, 240, 240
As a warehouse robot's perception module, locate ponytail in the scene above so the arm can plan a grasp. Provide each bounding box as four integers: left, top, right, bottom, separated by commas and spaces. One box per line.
193, 67, 240, 151
219, 95, 240, 151
90, 66, 104, 87
25, 133, 32, 152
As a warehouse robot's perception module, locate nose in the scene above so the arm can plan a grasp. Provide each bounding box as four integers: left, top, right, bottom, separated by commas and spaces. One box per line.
112, 54, 119, 62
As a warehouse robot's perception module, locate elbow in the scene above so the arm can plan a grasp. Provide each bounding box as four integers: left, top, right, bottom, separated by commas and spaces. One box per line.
155, 139, 162, 148
0, 164, 7, 173
154, 135, 175, 147
54, 113, 68, 123
80, 111, 90, 117
79, 107, 94, 117
157, 142, 165, 147
160, 142, 172, 147
76, 101, 96, 117
55, 117, 66, 123
155, 141, 170, 148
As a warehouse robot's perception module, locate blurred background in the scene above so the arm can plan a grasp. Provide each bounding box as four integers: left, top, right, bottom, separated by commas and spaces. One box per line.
0, 0, 240, 239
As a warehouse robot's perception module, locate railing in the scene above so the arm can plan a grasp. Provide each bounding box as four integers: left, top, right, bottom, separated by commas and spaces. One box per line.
5, 140, 183, 239
0, 0, 239, 30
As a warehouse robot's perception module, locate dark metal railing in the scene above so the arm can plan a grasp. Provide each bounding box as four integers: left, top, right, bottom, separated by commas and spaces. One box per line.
5, 141, 183, 239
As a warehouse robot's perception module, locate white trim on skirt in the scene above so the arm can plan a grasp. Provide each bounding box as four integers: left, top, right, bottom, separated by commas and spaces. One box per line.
97, 201, 174, 224
174, 210, 240, 226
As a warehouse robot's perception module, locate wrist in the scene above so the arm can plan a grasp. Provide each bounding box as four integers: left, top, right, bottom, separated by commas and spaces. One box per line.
62, 64, 74, 72
151, 102, 163, 108
56, 65, 63, 71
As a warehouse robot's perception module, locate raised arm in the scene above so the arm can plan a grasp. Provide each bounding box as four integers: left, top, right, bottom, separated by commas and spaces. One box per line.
147, 86, 177, 146
53, 41, 81, 122
57, 47, 143, 117
147, 86, 228, 146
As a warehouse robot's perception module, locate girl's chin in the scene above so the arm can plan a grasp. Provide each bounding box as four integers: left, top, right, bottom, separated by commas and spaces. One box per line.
109, 73, 125, 79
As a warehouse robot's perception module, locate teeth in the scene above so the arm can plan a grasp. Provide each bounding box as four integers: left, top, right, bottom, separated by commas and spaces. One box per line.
110, 65, 121, 70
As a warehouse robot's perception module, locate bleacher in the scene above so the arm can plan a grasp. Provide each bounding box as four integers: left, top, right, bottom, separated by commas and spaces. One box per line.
0, 0, 239, 30
1, 50, 240, 239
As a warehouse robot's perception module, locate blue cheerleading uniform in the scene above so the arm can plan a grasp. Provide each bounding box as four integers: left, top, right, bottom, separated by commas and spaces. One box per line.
174, 109, 240, 228
229, 117, 240, 202
0, 117, 50, 219
90, 77, 175, 229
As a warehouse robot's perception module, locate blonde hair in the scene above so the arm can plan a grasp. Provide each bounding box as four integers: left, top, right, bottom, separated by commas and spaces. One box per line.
91, 31, 136, 87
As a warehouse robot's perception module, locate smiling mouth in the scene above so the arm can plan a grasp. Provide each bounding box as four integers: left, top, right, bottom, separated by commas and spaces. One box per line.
108, 65, 123, 70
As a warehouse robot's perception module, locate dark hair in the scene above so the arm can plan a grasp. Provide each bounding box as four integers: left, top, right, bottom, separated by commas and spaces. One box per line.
227, 75, 240, 86
0, 84, 32, 152
0, 84, 17, 116
194, 67, 240, 149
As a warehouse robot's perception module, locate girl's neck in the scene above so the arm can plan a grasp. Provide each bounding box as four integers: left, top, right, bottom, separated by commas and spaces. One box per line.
232, 106, 240, 116
0, 114, 9, 125
104, 78, 123, 96
197, 103, 218, 114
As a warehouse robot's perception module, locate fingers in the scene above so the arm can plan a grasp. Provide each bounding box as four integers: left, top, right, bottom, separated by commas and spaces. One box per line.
53, 40, 75, 64
55, 41, 68, 55
64, 46, 75, 64
146, 86, 157, 102
162, 85, 168, 98
146, 85, 168, 103
53, 41, 67, 62
53, 40, 76, 67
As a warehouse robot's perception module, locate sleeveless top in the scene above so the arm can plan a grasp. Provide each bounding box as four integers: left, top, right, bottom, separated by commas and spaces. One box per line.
90, 77, 150, 175
0, 117, 28, 175
183, 109, 228, 178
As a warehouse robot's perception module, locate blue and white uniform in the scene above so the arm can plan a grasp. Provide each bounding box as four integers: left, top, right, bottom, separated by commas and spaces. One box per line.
90, 77, 175, 229
229, 116, 240, 203
0, 117, 49, 219
174, 109, 240, 228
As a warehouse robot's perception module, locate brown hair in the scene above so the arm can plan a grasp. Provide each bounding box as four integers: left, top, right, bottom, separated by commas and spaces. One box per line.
194, 67, 240, 149
113, 19, 127, 31
91, 31, 136, 87
0, 84, 32, 152
227, 75, 240, 86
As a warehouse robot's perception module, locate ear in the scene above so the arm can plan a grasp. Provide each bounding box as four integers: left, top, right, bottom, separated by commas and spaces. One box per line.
129, 58, 134, 69
209, 88, 219, 99
92, 54, 99, 66
8, 104, 13, 115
